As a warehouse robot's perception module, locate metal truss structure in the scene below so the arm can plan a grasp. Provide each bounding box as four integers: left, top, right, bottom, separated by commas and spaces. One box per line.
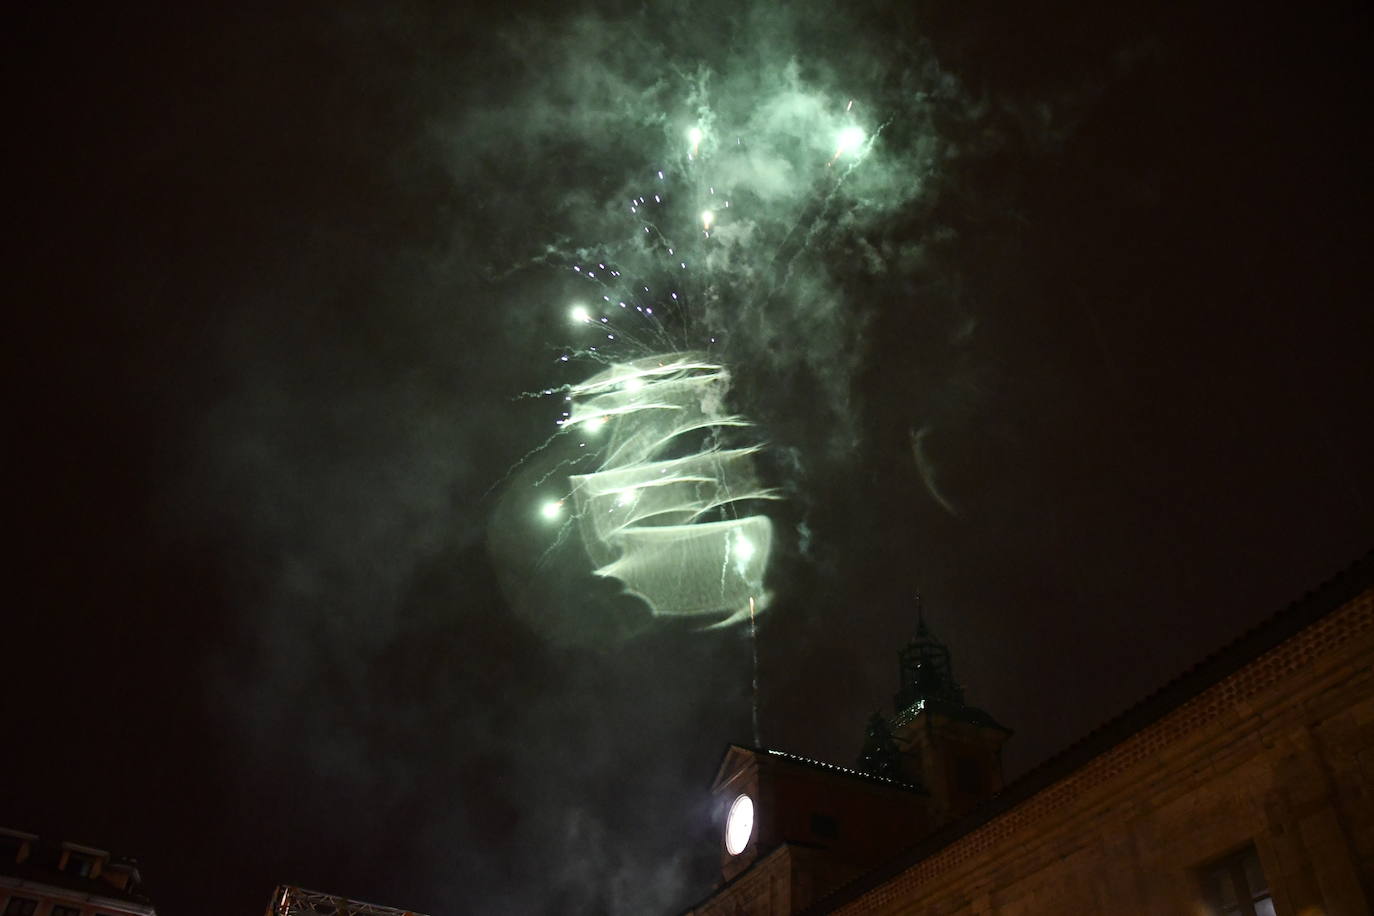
266, 886, 428, 916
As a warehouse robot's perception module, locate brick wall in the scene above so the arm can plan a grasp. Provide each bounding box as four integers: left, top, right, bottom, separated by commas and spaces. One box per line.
829, 586, 1374, 915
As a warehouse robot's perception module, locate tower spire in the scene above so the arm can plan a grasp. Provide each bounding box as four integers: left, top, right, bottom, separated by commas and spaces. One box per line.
894, 599, 963, 712
873, 595, 1013, 825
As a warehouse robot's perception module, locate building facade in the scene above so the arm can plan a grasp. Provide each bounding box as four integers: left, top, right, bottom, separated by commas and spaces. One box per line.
684, 555, 1374, 915
0, 830, 154, 916
686, 610, 1015, 914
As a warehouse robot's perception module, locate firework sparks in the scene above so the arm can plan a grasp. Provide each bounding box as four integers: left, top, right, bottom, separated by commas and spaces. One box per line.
509, 94, 878, 626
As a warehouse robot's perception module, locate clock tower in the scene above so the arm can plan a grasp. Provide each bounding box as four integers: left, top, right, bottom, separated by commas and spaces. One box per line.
863, 600, 1012, 825
693, 744, 930, 912
680, 599, 1010, 915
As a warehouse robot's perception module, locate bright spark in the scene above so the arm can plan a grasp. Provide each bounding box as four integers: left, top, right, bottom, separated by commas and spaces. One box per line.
540, 500, 562, 521
688, 125, 703, 155
835, 125, 866, 158
570, 305, 592, 324
701, 210, 715, 230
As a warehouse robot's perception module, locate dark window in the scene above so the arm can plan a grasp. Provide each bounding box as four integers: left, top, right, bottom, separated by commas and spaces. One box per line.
52, 907, 82, 916
67, 854, 93, 877
4, 899, 39, 916
1202, 845, 1274, 916
810, 813, 838, 840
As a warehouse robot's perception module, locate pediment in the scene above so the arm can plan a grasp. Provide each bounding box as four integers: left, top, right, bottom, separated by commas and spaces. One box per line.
710, 743, 761, 793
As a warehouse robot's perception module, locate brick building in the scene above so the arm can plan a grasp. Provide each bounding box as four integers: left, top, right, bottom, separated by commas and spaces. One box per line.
0, 830, 154, 916
682, 554, 1374, 915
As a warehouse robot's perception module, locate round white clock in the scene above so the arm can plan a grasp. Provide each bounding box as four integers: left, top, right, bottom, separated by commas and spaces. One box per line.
724, 793, 754, 855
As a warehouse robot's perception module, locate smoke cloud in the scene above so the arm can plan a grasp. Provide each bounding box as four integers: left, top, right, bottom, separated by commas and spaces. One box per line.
185, 0, 1118, 912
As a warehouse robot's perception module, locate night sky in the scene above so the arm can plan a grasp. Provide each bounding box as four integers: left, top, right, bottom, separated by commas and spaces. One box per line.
8, 2, 1372, 914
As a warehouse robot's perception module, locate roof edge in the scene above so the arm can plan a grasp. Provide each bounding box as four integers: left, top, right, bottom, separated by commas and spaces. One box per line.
803, 548, 1374, 914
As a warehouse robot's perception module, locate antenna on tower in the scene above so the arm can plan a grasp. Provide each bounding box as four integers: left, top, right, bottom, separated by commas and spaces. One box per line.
749, 595, 761, 747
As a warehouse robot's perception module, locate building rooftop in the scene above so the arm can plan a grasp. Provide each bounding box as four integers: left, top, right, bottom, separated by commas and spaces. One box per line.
804, 548, 1374, 913
763, 748, 925, 793
0, 828, 153, 913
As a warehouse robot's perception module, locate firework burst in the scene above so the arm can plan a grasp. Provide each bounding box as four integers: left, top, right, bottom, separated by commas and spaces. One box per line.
522, 107, 872, 624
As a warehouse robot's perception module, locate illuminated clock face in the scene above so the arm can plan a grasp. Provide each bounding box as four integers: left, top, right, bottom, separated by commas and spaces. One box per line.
724, 793, 754, 855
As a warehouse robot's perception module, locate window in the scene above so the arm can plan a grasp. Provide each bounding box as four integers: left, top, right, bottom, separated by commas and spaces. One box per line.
1202, 845, 1274, 916
51, 907, 82, 916
4, 899, 38, 916
67, 854, 93, 877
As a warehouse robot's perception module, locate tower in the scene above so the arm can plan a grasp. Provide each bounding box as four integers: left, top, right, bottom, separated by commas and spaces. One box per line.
698, 744, 930, 912
862, 598, 1012, 825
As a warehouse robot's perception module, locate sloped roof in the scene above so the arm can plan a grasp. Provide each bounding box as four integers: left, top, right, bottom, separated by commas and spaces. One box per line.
0, 832, 153, 911
804, 549, 1374, 914
711, 743, 925, 795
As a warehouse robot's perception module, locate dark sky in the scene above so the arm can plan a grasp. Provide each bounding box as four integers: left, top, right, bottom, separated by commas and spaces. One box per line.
8, 2, 1372, 914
